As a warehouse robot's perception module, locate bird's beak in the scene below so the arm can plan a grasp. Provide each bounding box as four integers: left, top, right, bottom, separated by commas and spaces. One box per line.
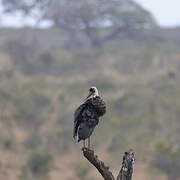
86, 91, 93, 99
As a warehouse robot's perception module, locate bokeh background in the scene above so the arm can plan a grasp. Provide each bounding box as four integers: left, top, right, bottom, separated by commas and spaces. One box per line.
0, 0, 180, 180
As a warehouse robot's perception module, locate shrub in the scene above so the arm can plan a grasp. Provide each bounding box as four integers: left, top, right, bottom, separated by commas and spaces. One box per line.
24, 134, 42, 149
152, 140, 180, 180
12, 89, 50, 127
3, 138, 13, 150
27, 151, 53, 177
73, 161, 90, 179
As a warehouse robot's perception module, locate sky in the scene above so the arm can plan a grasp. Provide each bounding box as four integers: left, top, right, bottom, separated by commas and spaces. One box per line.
135, 0, 180, 27
0, 0, 180, 27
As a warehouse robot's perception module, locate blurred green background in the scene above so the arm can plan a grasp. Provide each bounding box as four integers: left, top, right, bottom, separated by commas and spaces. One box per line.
0, 0, 180, 180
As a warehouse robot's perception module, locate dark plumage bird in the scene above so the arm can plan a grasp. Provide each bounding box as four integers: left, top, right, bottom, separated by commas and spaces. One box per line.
73, 87, 106, 148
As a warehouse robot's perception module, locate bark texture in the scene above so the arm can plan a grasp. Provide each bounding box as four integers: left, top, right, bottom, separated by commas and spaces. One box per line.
82, 148, 135, 180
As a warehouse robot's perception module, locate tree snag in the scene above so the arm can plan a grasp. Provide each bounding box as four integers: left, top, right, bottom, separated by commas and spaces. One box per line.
82, 148, 135, 180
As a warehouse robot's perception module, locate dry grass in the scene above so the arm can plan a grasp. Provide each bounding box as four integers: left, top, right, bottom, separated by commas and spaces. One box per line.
0, 27, 180, 179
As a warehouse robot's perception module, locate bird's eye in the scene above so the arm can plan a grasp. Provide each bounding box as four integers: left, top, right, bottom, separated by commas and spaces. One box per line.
90, 88, 96, 93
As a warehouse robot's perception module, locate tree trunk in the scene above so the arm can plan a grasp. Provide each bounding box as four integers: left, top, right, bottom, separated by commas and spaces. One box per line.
82, 148, 135, 180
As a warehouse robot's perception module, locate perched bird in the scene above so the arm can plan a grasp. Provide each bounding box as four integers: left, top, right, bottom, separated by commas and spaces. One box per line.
73, 87, 106, 149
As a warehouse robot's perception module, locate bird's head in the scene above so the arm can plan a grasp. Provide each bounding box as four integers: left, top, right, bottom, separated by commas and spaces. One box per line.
86, 86, 99, 100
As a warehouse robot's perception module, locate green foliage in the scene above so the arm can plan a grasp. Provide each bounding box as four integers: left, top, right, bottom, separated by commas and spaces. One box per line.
108, 134, 128, 154
12, 89, 51, 126
0, 87, 11, 108
73, 161, 91, 180
0, 27, 180, 179
152, 139, 180, 180
26, 151, 53, 177
3, 138, 13, 150
155, 139, 174, 153
2, 0, 156, 46
24, 134, 42, 150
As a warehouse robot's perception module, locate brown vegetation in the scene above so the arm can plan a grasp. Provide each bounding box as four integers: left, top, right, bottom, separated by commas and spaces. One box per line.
0, 27, 180, 180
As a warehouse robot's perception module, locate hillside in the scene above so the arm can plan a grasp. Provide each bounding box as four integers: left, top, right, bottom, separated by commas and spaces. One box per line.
0, 27, 180, 180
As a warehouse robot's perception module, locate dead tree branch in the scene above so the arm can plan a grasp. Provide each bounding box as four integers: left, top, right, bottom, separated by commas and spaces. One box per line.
82, 148, 135, 180
117, 149, 135, 180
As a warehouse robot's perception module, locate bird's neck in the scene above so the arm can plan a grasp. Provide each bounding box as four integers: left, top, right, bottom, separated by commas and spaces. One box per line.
93, 91, 99, 97
85, 94, 98, 102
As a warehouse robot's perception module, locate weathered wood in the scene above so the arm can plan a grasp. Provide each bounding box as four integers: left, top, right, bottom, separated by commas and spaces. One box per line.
82, 147, 115, 180
82, 148, 135, 180
117, 149, 135, 180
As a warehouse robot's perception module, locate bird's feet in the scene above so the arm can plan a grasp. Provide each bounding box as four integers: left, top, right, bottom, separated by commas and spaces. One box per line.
82, 147, 94, 156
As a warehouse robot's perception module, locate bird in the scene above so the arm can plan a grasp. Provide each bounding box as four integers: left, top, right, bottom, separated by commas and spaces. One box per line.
73, 86, 106, 149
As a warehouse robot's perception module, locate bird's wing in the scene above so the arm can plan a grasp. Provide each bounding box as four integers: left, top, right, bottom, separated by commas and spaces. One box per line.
74, 103, 86, 120
92, 96, 106, 116
73, 102, 87, 138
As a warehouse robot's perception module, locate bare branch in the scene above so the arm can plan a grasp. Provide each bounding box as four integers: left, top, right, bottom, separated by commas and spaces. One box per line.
82, 148, 115, 180
82, 148, 135, 180
117, 149, 135, 180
